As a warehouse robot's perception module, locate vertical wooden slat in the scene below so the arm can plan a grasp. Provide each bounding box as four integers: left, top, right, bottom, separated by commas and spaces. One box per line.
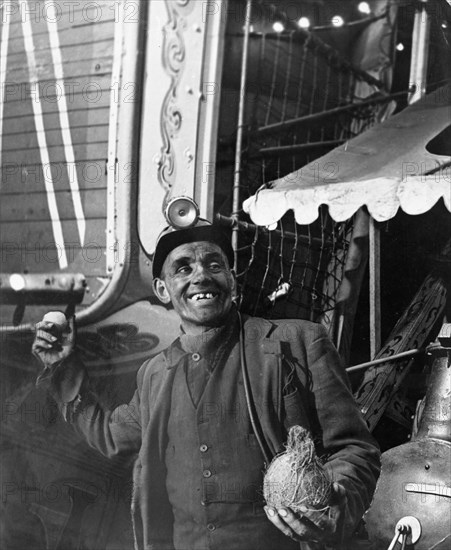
232, 0, 253, 268
0, 0, 13, 167
369, 217, 381, 358
106, 0, 124, 274
195, 0, 227, 220
408, 0, 430, 104
20, 0, 68, 269
333, 210, 370, 364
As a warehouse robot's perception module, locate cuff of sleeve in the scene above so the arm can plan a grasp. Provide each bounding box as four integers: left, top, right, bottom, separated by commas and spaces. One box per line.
330, 483, 362, 547
61, 391, 87, 423
36, 350, 86, 403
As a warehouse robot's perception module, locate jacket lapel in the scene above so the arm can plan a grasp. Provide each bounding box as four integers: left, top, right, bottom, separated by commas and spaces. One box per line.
242, 317, 311, 458
243, 317, 285, 457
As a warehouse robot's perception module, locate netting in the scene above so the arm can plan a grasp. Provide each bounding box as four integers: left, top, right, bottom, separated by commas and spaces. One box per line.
234, 210, 352, 325
229, 24, 390, 325
239, 29, 388, 193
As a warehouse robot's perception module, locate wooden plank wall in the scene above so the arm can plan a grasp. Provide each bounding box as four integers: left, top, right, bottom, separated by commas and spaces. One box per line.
0, 0, 118, 317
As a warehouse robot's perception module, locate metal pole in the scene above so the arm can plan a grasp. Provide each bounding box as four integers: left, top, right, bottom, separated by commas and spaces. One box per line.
346, 348, 423, 373
257, 89, 409, 135
408, 0, 430, 104
216, 213, 327, 247
367, 1, 430, 359
333, 210, 370, 362
369, 219, 381, 358
232, 0, 253, 269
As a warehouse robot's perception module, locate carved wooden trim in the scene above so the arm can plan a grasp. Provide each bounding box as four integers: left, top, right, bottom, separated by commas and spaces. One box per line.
157, 0, 192, 195
355, 273, 447, 431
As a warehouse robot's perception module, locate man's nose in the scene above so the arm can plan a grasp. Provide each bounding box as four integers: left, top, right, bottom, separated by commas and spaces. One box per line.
191, 263, 211, 283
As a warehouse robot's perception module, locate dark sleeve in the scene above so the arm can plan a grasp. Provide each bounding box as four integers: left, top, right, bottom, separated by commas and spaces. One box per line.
305, 324, 381, 536
36, 351, 143, 458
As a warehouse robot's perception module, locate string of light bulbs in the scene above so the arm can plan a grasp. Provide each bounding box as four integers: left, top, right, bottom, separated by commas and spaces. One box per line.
270, 2, 381, 33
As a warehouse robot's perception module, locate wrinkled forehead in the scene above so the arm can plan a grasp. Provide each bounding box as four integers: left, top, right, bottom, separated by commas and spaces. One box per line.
161, 241, 229, 273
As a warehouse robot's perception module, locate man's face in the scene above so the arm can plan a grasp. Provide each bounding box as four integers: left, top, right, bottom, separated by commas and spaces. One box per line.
153, 241, 236, 333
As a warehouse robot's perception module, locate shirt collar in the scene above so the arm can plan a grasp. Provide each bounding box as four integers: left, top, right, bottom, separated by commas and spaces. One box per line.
162, 338, 188, 369
163, 307, 238, 369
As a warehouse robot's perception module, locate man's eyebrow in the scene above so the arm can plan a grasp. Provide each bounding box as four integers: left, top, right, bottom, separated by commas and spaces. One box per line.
169, 251, 226, 270
203, 252, 226, 262
171, 256, 192, 267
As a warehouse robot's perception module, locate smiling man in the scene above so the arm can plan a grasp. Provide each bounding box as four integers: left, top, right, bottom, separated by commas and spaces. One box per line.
152, 231, 236, 332
33, 219, 380, 550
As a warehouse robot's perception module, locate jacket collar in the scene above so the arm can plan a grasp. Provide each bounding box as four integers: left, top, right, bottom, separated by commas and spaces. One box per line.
162, 314, 276, 369
241, 314, 276, 342
162, 338, 188, 370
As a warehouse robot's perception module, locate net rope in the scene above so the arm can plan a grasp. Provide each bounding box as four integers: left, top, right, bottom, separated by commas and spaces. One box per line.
226, 20, 390, 327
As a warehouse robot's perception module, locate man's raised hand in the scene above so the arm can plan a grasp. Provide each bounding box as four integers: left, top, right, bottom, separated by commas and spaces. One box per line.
32, 313, 75, 368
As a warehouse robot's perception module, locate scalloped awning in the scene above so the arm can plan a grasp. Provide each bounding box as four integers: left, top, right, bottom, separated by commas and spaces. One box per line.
243, 85, 451, 226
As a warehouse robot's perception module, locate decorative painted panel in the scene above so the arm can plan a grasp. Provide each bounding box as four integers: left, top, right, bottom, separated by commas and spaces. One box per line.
138, 0, 226, 256
0, 0, 121, 325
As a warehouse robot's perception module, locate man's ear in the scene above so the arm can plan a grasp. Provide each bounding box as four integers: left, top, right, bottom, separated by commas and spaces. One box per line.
153, 277, 171, 304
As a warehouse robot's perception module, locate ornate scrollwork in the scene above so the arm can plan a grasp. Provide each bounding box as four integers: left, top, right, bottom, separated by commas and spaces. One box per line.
157, 0, 191, 194
355, 273, 447, 432
78, 323, 159, 364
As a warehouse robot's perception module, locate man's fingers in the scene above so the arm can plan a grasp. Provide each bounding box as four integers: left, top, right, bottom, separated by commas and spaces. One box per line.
33, 334, 57, 354
34, 342, 53, 351
332, 482, 347, 504
33, 322, 64, 359
35, 330, 58, 345
299, 507, 334, 533
264, 506, 296, 539
278, 508, 322, 540
264, 506, 322, 542
35, 321, 56, 331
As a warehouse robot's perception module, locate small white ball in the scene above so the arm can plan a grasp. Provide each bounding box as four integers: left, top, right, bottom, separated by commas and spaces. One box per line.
43, 311, 68, 331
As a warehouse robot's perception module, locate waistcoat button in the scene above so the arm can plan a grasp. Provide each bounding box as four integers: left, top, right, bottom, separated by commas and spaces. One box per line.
207, 523, 216, 531
200, 444, 208, 452
202, 469, 212, 478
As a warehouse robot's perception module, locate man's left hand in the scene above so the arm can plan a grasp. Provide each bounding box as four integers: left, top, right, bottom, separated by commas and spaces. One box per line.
264, 482, 347, 544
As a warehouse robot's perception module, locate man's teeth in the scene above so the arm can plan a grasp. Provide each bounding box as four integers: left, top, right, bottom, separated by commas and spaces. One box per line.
191, 293, 216, 301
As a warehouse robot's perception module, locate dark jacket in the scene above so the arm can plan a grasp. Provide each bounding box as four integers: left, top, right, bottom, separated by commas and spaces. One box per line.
48, 316, 380, 550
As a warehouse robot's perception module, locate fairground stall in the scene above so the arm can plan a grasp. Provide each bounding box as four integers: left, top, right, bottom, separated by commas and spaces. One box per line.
1, 1, 450, 548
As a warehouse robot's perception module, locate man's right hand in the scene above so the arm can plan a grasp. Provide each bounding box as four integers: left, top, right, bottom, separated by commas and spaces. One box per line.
32, 314, 75, 368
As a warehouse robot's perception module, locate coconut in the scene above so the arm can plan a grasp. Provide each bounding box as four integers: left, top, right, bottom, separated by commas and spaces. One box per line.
263, 425, 332, 513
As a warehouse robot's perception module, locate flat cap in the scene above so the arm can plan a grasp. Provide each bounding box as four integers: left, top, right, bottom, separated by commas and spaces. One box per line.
152, 221, 234, 278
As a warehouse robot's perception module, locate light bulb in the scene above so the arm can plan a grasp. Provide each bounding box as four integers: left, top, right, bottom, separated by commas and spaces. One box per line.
9, 274, 26, 291
298, 17, 310, 29
331, 15, 344, 27
272, 21, 284, 32
358, 2, 371, 15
